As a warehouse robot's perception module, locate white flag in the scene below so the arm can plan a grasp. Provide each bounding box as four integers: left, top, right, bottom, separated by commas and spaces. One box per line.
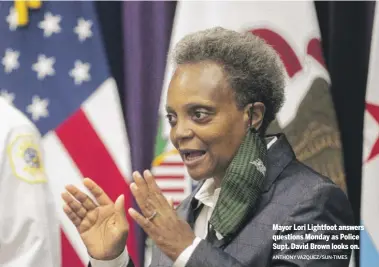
361, 3, 379, 265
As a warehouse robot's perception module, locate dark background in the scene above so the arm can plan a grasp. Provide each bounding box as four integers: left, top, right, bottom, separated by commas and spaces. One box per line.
95, 2, 376, 266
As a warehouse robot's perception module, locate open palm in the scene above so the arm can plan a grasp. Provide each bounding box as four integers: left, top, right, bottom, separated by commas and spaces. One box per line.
62, 178, 129, 260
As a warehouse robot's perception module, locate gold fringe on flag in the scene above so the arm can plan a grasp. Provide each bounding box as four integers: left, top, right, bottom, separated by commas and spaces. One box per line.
15, 0, 42, 26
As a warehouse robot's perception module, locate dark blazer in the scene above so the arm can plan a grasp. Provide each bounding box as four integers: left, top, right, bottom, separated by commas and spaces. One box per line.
149, 134, 354, 267
90, 134, 354, 267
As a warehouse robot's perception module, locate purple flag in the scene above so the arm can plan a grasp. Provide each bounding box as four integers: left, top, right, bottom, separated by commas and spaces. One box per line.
122, 2, 176, 266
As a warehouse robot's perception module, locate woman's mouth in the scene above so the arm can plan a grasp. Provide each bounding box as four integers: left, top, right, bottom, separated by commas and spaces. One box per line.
180, 150, 207, 167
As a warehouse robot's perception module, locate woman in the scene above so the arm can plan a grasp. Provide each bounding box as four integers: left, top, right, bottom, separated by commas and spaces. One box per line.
62, 27, 354, 267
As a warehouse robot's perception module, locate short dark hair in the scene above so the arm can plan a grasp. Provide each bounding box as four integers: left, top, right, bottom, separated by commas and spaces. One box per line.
171, 27, 286, 133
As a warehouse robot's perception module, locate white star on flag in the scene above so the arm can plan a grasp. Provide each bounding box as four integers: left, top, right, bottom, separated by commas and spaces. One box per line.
74, 18, 93, 42
32, 54, 56, 80
6, 7, 18, 31
38, 12, 62, 37
26, 95, 49, 121
0, 90, 15, 104
69, 60, 91, 85
2, 48, 20, 73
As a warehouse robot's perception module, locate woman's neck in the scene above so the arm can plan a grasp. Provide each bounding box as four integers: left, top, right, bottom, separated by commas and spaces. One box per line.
213, 176, 222, 188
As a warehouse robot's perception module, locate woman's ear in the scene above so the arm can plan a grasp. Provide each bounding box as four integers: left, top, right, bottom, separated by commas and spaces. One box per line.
243, 102, 265, 130
243, 103, 253, 130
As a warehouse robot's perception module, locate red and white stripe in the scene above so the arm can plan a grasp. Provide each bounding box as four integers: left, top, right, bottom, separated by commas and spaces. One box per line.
42, 78, 136, 267
152, 153, 192, 207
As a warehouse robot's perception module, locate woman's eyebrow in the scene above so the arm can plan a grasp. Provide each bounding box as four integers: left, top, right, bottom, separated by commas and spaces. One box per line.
166, 103, 216, 113
165, 106, 175, 113
184, 103, 216, 111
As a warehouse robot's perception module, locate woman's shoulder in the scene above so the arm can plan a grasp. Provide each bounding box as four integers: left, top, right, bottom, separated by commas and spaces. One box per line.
267, 159, 352, 221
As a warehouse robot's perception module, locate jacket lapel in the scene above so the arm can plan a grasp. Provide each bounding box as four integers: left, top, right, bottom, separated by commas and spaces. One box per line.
263, 133, 295, 192
177, 180, 205, 227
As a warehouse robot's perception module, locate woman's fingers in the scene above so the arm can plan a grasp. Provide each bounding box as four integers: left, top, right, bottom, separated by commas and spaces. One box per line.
63, 204, 82, 227
61, 191, 88, 219
83, 178, 113, 206
133, 171, 148, 196
65, 184, 97, 211
130, 182, 155, 218
143, 170, 161, 193
128, 208, 156, 236
144, 170, 170, 207
131, 171, 158, 218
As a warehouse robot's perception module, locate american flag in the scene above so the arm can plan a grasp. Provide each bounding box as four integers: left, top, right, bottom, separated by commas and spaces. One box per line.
151, 149, 193, 208
0, 2, 139, 266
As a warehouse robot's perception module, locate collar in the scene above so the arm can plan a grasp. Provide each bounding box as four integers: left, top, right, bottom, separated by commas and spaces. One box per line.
194, 178, 221, 209
266, 136, 277, 149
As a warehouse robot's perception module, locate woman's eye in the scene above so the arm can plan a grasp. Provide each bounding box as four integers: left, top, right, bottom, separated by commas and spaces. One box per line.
193, 111, 208, 120
166, 114, 177, 125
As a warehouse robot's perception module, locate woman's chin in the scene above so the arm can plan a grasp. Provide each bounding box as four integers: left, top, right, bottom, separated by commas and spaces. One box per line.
187, 168, 212, 181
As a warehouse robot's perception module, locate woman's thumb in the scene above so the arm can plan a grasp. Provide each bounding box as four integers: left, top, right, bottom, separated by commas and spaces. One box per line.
115, 194, 126, 216
167, 196, 174, 208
